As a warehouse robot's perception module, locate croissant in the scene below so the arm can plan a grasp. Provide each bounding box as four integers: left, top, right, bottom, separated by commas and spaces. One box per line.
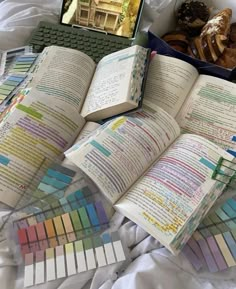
215, 48, 236, 69
200, 8, 232, 37
189, 34, 228, 62
162, 31, 189, 53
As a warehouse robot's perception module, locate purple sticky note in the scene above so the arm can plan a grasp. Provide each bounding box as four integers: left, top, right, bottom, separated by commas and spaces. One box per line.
198, 239, 219, 273
182, 245, 202, 271
207, 236, 227, 271
188, 237, 206, 267
17, 219, 29, 229
95, 201, 109, 225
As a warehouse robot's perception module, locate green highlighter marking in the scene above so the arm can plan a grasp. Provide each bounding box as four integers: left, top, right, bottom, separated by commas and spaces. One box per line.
16, 104, 43, 119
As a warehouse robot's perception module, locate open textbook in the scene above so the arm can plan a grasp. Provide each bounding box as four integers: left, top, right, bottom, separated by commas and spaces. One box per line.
64, 55, 236, 254
0, 44, 149, 207
30, 45, 149, 121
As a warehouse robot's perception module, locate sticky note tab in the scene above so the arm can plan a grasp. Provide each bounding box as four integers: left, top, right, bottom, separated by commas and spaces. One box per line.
46, 248, 56, 281
35, 250, 45, 285
65, 243, 76, 276
24, 253, 34, 287
75, 240, 87, 272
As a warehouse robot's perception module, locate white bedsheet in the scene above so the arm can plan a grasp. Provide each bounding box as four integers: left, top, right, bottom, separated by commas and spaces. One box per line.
1, 0, 236, 288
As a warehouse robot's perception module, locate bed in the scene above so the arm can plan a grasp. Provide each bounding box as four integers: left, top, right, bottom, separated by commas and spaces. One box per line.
1, 0, 236, 288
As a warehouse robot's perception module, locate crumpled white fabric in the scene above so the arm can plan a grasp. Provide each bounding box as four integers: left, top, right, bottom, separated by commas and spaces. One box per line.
1, 0, 236, 288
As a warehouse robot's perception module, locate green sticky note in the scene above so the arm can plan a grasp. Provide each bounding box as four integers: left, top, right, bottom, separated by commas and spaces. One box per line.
78, 207, 91, 228
0, 88, 10, 95
93, 236, 102, 247
84, 237, 93, 250
1, 84, 15, 91
75, 240, 83, 252
4, 80, 18, 86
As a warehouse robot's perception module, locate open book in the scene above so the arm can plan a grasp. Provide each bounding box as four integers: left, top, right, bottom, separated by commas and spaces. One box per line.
0, 45, 149, 207
64, 54, 236, 254
30, 45, 149, 121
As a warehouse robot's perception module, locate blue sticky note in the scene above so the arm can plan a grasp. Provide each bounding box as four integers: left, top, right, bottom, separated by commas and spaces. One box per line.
42, 176, 68, 189
67, 194, 79, 210
102, 233, 111, 244
223, 231, 236, 259
47, 169, 72, 184
227, 199, 236, 211
86, 203, 100, 231
59, 197, 71, 213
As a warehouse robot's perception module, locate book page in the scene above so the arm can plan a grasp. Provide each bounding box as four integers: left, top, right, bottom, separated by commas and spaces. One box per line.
74, 122, 101, 142
177, 75, 236, 154
115, 134, 233, 254
80, 45, 147, 121
0, 88, 85, 207
30, 46, 96, 113
144, 54, 199, 117
65, 104, 180, 204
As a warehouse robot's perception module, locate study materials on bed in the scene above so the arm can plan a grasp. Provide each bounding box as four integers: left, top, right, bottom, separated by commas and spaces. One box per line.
0, 44, 149, 208
1, 162, 125, 287
64, 53, 236, 255
28, 0, 144, 63
0, 46, 32, 76
28, 45, 149, 122
23, 231, 125, 287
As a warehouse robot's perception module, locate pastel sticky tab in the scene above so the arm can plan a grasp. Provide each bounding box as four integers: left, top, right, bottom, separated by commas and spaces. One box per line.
182, 245, 202, 271
35, 222, 48, 250
86, 203, 100, 231
61, 213, 76, 242
60, 197, 71, 213
35, 250, 45, 285
197, 239, 218, 273
65, 243, 76, 276
56, 245, 66, 278
94, 236, 107, 267
8, 76, 24, 82
67, 194, 79, 210
17, 229, 30, 255
51, 164, 76, 177
215, 234, 236, 267
46, 248, 56, 281
70, 210, 84, 239
75, 240, 87, 272
27, 226, 39, 252
74, 190, 84, 200
44, 219, 58, 248
18, 219, 29, 229
207, 236, 227, 271
223, 231, 236, 259
42, 176, 68, 189
27, 216, 37, 226
84, 238, 96, 270
227, 198, 236, 211
53, 216, 67, 245
188, 237, 206, 266
18, 228, 28, 245
111, 232, 126, 262
102, 233, 116, 264
81, 186, 92, 197
95, 201, 109, 225
78, 207, 93, 234
24, 253, 34, 287
38, 182, 58, 194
